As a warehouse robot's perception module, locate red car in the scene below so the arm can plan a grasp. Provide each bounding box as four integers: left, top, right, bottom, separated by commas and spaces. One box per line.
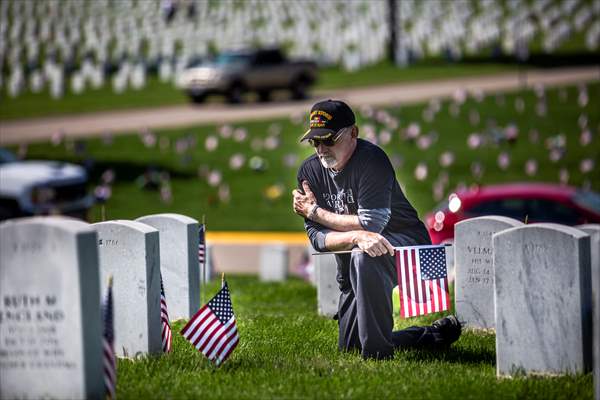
424, 183, 600, 244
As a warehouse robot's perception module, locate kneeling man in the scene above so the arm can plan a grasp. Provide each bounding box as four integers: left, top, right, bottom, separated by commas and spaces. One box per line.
293, 100, 461, 360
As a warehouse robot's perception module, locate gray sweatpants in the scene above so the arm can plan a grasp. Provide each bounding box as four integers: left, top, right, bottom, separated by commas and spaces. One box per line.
335, 227, 444, 359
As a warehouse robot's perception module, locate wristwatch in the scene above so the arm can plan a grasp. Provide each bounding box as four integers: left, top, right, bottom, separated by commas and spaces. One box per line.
308, 204, 319, 220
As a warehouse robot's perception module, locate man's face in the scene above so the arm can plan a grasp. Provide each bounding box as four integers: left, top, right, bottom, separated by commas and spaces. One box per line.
312, 127, 354, 170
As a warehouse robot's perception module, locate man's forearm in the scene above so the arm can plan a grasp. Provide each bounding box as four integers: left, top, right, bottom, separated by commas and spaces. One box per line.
323, 231, 359, 251
323, 229, 395, 257
311, 206, 363, 232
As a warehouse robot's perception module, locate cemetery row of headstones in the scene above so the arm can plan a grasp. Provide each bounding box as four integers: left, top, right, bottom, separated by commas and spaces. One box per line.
0, 214, 206, 399
0, 212, 298, 399
2, 213, 598, 398
2, 0, 599, 96
0, 212, 306, 399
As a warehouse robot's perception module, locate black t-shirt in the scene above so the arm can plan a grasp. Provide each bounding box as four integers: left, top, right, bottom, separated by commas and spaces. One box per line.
297, 139, 429, 251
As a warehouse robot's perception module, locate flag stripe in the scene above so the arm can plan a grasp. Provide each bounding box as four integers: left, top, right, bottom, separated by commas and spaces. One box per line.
216, 334, 239, 366
410, 249, 420, 317
160, 276, 173, 353
191, 314, 218, 347
413, 249, 425, 316
102, 283, 116, 399
395, 252, 406, 319
423, 254, 432, 314
204, 317, 236, 357
198, 224, 206, 265
441, 278, 450, 311
195, 317, 221, 349
404, 251, 415, 316
181, 306, 210, 338
432, 277, 440, 312
207, 319, 237, 360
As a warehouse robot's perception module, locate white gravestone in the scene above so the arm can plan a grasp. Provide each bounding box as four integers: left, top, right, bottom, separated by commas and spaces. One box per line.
576, 224, 600, 400
92, 220, 162, 358
455, 216, 523, 329
316, 254, 340, 317
136, 213, 200, 320
259, 244, 288, 282
493, 223, 592, 377
576, 224, 600, 288
445, 244, 455, 283
0, 217, 104, 400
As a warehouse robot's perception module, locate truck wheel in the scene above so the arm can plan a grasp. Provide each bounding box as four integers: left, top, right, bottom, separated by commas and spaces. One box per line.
291, 78, 308, 100
227, 83, 244, 104
258, 90, 271, 102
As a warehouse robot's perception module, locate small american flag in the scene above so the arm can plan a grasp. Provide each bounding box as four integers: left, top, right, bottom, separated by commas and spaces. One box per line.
160, 275, 172, 353
102, 277, 116, 399
396, 245, 450, 318
198, 224, 206, 267
180, 281, 239, 366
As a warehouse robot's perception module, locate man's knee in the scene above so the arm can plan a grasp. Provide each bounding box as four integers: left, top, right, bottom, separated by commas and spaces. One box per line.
350, 251, 381, 271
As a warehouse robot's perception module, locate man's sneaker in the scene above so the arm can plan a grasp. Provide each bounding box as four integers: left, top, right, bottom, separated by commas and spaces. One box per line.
432, 315, 462, 346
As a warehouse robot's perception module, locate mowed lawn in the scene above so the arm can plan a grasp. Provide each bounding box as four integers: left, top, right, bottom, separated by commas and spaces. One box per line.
16, 82, 600, 230
0, 62, 518, 121
115, 276, 592, 399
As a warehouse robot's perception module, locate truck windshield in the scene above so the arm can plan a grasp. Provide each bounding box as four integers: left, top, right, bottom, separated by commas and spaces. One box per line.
214, 54, 251, 66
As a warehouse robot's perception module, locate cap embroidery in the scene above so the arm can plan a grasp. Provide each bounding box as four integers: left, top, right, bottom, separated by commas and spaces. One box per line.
310, 110, 333, 120
310, 115, 327, 128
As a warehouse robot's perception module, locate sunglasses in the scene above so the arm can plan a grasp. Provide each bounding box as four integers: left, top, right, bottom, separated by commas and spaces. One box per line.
308, 127, 350, 148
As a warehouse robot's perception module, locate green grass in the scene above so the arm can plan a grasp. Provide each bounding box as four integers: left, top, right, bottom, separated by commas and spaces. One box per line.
114, 276, 592, 399
0, 76, 189, 121
15, 82, 600, 230
315, 61, 517, 90
0, 62, 518, 121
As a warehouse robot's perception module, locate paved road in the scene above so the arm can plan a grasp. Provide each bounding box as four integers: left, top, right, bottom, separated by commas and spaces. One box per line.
1, 66, 598, 145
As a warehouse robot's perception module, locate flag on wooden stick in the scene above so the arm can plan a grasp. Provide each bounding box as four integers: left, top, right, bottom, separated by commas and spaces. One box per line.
102, 276, 116, 399
198, 223, 206, 267
396, 245, 450, 318
180, 279, 239, 366
160, 275, 173, 353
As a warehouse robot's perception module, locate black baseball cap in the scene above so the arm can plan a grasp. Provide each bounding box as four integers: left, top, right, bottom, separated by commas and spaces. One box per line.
300, 99, 356, 142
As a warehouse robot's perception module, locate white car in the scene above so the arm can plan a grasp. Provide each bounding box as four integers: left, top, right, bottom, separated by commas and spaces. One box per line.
0, 149, 94, 220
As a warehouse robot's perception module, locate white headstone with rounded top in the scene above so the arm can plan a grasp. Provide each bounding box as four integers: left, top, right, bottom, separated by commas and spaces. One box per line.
92, 220, 162, 358
135, 213, 201, 319
493, 223, 592, 377
455, 216, 523, 329
0, 217, 104, 400
576, 224, 599, 400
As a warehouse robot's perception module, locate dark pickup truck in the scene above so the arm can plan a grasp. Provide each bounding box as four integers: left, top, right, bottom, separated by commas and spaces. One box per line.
178, 48, 318, 103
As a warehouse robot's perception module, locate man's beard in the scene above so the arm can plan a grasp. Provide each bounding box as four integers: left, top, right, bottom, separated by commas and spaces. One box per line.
318, 154, 338, 169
